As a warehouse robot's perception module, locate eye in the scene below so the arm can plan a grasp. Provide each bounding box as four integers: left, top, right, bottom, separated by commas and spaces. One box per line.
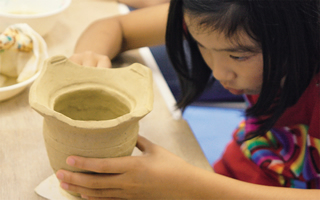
230, 55, 249, 61
197, 44, 206, 50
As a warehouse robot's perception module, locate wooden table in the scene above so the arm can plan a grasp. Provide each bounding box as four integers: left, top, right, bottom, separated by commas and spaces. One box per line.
0, 1, 212, 199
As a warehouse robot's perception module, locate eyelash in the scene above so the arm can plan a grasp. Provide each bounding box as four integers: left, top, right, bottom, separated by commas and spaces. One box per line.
198, 45, 252, 61
230, 55, 249, 61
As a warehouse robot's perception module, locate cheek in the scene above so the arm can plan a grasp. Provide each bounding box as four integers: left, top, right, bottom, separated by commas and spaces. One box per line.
254, 56, 264, 81
198, 48, 212, 69
237, 55, 263, 87
250, 63, 264, 88
247, 54, 263, 80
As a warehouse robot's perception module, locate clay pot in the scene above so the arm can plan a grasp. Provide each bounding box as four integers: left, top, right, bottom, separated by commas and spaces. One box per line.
29, 55, 153, 174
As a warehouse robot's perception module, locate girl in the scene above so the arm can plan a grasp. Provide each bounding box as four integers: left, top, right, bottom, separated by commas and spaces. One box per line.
58, 0, 320, 199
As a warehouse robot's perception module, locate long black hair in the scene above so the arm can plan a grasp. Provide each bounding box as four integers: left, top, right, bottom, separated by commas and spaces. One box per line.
166, 0, 320, 139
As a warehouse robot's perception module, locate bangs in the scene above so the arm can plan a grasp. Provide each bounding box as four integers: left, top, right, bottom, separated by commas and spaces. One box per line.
183, 1, 258, 45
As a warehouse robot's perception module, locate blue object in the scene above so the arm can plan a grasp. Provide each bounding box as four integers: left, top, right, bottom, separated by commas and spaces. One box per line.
183, 106, 245, 165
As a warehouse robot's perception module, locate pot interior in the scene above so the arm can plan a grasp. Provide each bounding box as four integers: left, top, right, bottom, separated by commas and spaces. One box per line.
53, 89, 131, 121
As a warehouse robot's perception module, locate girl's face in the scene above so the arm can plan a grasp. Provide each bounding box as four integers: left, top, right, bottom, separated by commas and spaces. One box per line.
184, 14, 264, 95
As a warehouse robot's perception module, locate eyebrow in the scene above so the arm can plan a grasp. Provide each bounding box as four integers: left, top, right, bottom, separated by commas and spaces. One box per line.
196, 40, 261, 53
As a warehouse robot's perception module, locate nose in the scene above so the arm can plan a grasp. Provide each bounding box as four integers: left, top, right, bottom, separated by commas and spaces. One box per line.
212, 68, 236, 82
200, 49, 236, 82
210, 59, 236, 82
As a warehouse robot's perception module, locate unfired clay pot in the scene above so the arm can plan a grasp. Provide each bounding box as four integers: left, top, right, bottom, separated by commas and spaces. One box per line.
29, 55, 153, 175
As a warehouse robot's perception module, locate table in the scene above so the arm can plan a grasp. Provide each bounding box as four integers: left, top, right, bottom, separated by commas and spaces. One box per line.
0, 1, 212, 199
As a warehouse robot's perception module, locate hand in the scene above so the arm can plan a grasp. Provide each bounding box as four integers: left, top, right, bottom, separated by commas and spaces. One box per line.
55, 135, 202, 200
69, 51, 112, 68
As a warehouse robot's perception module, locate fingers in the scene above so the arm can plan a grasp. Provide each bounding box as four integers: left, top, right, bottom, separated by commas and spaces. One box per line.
64, 136, 155, 173
135, 135, 154, 153
56, 136, 157, 198
64, 156, 136, 174
59, 177, 125, 199
96, 57, 111, 68
56, 170, 121, 189
69, 51, 112, 68
56, 166, 131, 199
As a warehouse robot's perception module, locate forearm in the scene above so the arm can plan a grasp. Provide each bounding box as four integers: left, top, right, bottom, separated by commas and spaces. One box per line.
190, 167, 320, 199
74, 18, 124, 59
56, 136, 319, 199
74, 3, 168, 59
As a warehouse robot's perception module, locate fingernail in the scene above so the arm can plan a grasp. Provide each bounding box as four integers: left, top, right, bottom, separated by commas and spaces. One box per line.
61, 182, 69, 190
66, 157, 75, 166
56, 172, 64, 180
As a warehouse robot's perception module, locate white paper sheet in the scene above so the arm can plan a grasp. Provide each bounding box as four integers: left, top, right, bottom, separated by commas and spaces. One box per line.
35, 174, 83, 200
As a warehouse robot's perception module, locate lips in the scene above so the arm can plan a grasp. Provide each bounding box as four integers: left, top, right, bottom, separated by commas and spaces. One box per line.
226, 87, 244, 95
220, 83, 244, 95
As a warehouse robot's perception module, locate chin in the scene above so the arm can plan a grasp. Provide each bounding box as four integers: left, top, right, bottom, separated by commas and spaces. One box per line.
244, 90, 261, 95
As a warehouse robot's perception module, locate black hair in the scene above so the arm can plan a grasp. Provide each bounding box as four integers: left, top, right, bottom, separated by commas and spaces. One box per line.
166, 0, 320, 139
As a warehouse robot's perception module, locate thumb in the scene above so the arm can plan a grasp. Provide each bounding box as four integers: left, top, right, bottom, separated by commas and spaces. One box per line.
136, 135, 154, 153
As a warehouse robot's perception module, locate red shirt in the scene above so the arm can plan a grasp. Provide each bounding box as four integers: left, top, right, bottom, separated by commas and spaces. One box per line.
214, 73, 320, 188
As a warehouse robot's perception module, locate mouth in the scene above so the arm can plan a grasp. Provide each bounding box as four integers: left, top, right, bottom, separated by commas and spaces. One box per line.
220, 81, 245, 95
226, 87, 244, 95
220, 83, 244, 95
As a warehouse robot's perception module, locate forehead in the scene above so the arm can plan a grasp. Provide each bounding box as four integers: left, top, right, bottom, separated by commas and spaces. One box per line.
184, 13, 261, 51
184, 13, 211, 35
